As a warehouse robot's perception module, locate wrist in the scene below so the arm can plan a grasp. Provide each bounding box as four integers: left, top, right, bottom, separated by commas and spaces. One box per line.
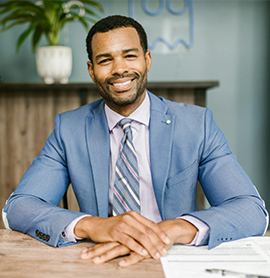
74, 216, 93, 239
160, 219, 198, 245
173, 218, 198, 244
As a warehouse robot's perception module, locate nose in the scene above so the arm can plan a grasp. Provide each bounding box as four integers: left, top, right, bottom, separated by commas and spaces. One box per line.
111, 57, 128, 76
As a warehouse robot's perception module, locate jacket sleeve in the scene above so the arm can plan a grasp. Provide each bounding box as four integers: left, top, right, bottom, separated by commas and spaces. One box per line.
184, 108, 269, 248
3, 114, 86, 247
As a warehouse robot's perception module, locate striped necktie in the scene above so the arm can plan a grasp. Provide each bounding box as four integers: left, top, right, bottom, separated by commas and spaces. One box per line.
113, 118, 140, 216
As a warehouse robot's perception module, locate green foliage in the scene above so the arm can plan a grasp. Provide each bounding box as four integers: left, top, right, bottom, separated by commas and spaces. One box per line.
0, 0, 103, 52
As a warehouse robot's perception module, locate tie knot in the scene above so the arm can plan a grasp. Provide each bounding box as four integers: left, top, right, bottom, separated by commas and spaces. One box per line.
119, 118, 132, 134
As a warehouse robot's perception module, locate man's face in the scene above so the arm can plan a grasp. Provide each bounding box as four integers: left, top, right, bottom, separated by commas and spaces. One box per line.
87, 27, 152, 116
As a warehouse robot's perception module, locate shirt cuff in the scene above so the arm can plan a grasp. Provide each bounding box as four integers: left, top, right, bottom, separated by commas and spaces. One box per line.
61, 215, 91, 242
179, 215, 210, 246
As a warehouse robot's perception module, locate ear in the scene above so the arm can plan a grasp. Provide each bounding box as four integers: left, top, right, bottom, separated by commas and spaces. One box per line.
87, 61, 96, 83
145, 50, 152, 73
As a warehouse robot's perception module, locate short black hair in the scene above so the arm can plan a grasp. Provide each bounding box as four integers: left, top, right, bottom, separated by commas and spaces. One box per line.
86, 15, 148, 62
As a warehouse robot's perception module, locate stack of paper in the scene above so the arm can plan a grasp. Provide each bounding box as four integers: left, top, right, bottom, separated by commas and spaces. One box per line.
161, 237, 270, 278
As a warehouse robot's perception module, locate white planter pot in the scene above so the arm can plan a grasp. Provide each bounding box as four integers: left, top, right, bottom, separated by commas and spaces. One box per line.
36, 46, 72, 84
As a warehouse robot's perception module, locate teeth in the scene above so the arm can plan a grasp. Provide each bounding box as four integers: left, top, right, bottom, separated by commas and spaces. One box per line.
113, 80, 131, 87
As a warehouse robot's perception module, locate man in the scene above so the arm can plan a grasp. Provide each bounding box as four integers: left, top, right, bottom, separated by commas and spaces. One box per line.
3, 15, 268, 267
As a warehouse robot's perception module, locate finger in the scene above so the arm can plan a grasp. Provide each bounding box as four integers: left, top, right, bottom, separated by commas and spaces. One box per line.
112, 219, 161, 260
112, 232, 149, 258
121, 228, 163, 260
118, 251, 149, 268
131, 211, 170, 245
117, 212, 169, 259
81, 242, 119, 260
92, 244, 130, 264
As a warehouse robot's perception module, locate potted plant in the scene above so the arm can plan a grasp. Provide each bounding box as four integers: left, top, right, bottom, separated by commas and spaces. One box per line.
0, 0, 103, 84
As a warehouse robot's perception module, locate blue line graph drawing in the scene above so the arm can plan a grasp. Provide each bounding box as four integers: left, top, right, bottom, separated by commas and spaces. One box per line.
129, 0, 194, 50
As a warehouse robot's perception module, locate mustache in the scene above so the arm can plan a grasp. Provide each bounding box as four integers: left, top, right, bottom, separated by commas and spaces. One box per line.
106, 73, 139, 84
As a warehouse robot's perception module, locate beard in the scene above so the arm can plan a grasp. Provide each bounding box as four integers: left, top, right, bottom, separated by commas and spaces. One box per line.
94, 69, 147, 107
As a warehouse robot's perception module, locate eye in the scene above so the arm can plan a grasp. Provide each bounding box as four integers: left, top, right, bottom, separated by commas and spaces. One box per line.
98, 58, 112, 65
125, 54, 137, 59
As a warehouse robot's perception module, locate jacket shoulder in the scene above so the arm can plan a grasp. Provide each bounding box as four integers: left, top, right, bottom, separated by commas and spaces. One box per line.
59, 98, 103, 122
148, 90, 207, 118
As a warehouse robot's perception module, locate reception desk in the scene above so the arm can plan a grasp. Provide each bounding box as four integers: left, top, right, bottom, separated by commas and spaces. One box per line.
0, 81, 219, 228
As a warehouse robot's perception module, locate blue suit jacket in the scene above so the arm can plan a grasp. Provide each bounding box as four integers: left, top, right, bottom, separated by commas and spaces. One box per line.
3, 91, 268, 248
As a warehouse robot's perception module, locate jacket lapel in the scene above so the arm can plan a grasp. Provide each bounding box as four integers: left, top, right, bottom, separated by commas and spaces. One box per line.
86, 100, 110, 217
85, 93, 174, 219
148, 92, 175, 220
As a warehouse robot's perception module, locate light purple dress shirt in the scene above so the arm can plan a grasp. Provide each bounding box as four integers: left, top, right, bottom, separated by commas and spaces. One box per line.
62, 93, 209, 245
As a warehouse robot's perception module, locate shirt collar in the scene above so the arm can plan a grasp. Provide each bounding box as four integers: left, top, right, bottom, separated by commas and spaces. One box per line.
105, 92, 150, 131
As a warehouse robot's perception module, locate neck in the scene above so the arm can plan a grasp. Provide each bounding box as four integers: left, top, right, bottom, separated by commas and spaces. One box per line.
105, 91, 146, 117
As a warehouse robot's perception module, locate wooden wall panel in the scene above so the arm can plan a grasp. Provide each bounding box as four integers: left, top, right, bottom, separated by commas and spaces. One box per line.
152, 88, 195, 105
0, 89, 81, 228
0, 82, 218, 229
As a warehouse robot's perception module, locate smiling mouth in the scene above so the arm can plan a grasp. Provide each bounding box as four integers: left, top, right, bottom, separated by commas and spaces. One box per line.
108, 74, 138, 89
112, 80, 132, 88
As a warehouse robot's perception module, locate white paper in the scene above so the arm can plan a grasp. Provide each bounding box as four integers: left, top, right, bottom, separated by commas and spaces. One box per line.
161, 237, 270, 278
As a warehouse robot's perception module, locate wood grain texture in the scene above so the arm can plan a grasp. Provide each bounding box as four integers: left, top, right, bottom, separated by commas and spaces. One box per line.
0, 89, 81, 228
0, 229, 165, 278
0, 82, 219, 229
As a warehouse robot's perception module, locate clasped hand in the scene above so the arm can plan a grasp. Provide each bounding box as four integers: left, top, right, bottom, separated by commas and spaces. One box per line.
74, 211, 197, 267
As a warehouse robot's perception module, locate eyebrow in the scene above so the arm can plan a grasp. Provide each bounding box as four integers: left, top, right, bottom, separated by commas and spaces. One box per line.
95, 48, 140, 62
122, 48, 140, 54
95, 53, 111, 62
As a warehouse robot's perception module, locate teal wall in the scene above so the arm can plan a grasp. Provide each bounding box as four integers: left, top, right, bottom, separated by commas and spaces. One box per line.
1, 0, 270, 215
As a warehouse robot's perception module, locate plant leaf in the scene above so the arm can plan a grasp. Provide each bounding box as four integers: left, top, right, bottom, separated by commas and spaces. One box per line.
0, 19, 32, 34
0, 12, 35, 26
0, 0, 104, 50
79, 0, 104, 12
83, 7, 100, 17
32, 25, 43, 51
16, 22, 37, 52
0, 1, 30, 9
84, 17, 97, 25
76, 16, 89, 30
